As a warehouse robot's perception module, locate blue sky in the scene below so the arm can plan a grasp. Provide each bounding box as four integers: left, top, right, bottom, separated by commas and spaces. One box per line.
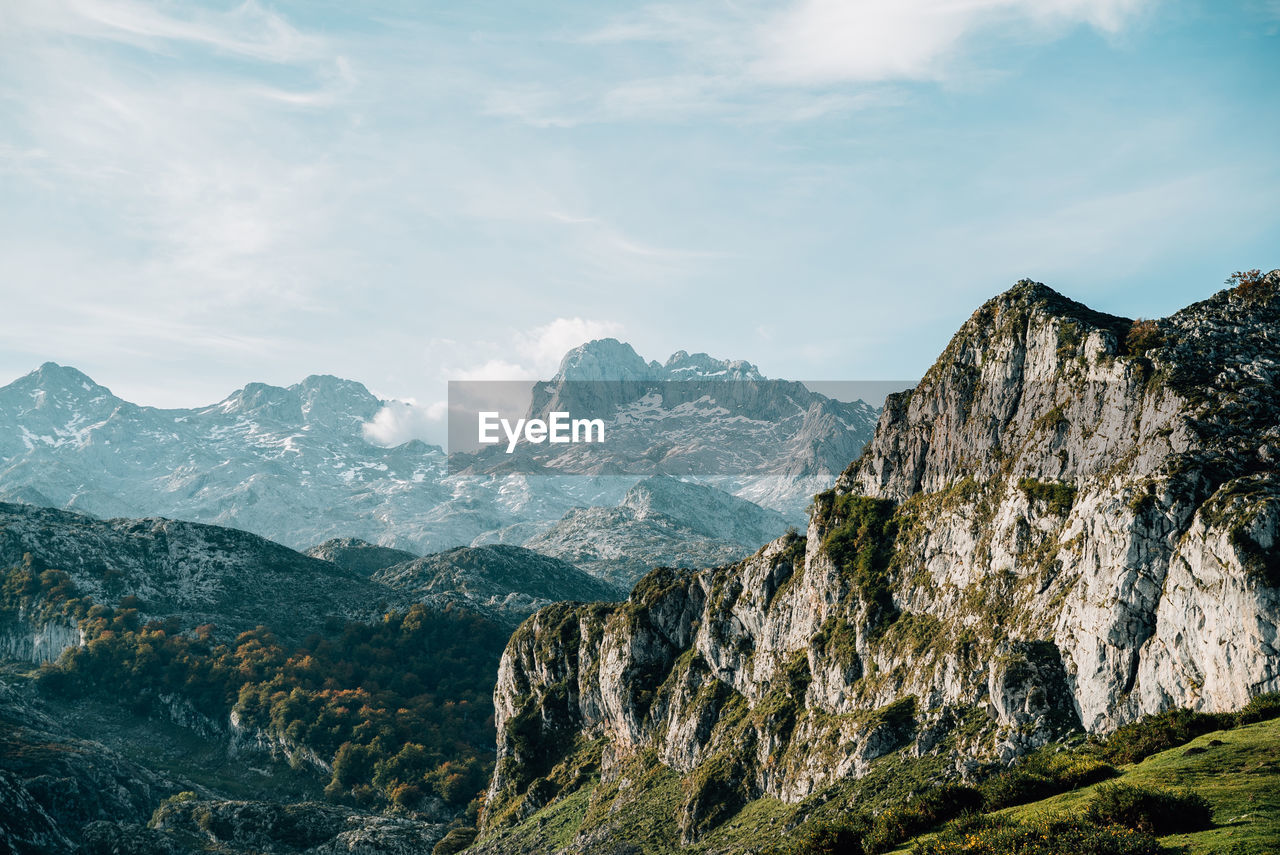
1, 0, 1277, 443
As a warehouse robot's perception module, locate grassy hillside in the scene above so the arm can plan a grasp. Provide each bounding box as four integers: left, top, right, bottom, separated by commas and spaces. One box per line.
996, 717, 1278, 854
883, 717, 1279, 855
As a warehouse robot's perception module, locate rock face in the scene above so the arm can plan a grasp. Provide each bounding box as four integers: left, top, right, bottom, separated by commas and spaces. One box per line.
522, 476, 792, 587
478, 275, 1280, 848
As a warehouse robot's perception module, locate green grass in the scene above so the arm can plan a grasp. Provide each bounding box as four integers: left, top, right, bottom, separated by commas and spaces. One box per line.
887, 717, 1280, 855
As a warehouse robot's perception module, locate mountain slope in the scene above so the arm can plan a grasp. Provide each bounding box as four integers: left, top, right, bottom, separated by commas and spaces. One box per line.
0, 503, 515, 852
305, 537, 420, 575
523, 476, 791, 587
474, 273, 1280, 852
372, 545, 624, 625
0, 502, 382, 643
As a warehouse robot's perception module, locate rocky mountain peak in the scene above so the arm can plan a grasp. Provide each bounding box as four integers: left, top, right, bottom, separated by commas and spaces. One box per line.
0, 364, 125, 461
1, 363, 118, 409
620, 474, 789, 544
477, 276, 1280, 850
210, 381, 304, 423
553, 338, 656, 382
662, 350, 764, 380
205, 375, 381, 429
840, 278, 1175, 500
290, 374, 382, 428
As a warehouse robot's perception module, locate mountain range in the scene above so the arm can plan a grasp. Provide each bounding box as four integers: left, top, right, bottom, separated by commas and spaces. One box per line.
1, 272, 1278, 854
0, 341, 876, 565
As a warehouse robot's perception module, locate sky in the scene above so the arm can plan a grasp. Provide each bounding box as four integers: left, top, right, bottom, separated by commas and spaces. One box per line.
1, 0, 1277, 445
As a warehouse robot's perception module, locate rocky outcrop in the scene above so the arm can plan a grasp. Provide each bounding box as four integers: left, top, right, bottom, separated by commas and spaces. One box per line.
0, 612, 84, 663
478, 274, 1280, 847
304, 537, 419, 576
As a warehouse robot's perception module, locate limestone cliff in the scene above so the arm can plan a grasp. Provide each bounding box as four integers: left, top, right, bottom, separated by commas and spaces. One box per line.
477, 274, 1280, 849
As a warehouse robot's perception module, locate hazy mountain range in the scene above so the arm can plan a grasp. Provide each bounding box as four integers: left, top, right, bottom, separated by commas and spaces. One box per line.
0, 341, 877, 575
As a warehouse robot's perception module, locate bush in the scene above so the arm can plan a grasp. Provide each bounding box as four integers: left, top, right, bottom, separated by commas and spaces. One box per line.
1234, 692, 1280, 726
432, 827, 478, 855
1084, 783, 1213, 835
1226, 269, 1273, 304
1125, 320, 1164, 357
1101, 707, 1232, 765
980, 750, 1117, 810
1017, 478, 1077, 516
788, 818, 869, 855
913, 814, 1161, 855
865, 784, 982, 852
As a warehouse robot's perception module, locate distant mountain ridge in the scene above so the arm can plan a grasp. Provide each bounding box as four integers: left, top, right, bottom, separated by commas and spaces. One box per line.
0, 344, 879, 557
460, 339, 880, 512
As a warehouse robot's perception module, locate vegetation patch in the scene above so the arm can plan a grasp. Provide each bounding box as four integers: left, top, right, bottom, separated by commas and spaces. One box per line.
4, 561, 503, 816
1017, 477, 1078, 516
1100, 707, 1236, 766
979, 748, 1117, 810
1227, 268, 1275, 304
1084, 783, 1213, 835
911, 814, 1161, 855
815, 491, 900, 632
1124, 319, 1165, 358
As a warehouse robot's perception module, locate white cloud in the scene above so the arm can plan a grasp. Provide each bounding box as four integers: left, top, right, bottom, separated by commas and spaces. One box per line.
361, 399, 448, 448
429, 317, 626, 386
453, 359, 539, 382
755, 0, 1151, 84
0, 0, 351, 314
515, 317, 625, 376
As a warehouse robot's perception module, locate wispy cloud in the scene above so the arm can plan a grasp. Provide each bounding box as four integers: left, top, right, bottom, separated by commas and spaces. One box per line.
486, 0, 1153, 126
3, 0, 323, 63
